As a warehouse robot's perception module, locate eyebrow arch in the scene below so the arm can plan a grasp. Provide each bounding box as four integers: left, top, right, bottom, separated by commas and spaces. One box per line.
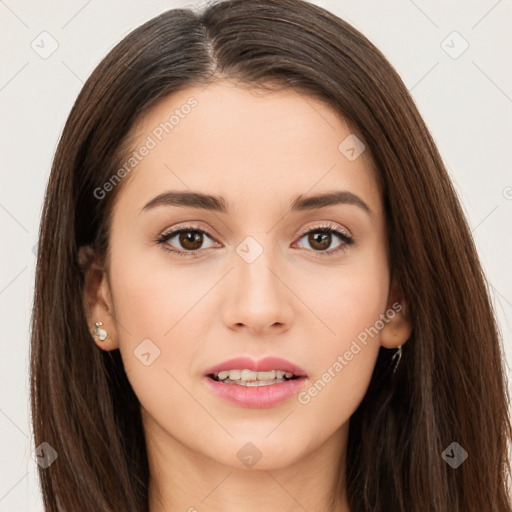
141, 190, 372, 216
290, 191, 372, 216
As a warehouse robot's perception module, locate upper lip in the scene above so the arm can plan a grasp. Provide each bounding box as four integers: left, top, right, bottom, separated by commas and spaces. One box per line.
204, 356, 308, 377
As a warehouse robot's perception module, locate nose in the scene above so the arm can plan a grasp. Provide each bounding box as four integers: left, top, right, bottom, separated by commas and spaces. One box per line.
221, 242, 294, 335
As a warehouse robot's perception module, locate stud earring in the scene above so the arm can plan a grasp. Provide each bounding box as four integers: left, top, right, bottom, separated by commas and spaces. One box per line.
92, 321, 110, 342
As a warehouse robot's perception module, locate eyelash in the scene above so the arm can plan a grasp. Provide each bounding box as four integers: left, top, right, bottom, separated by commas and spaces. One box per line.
155, 222, 354, 258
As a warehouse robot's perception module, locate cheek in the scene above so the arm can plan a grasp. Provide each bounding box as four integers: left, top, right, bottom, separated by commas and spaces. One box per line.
300, 244, 389, 348
106, 243, 194, 379
109, 245, 218, 343
107, 251, 213, 431
293, 250, 389, 426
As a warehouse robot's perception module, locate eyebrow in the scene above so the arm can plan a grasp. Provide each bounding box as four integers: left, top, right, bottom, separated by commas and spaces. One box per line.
141, 190, 372, 216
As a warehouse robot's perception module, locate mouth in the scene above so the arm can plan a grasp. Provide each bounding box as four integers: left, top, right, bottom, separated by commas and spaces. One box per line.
203, 356, 308, 408
207, 369, 302, 387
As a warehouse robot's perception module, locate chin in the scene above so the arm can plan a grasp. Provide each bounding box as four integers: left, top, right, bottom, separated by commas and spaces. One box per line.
204, 435, 311, 471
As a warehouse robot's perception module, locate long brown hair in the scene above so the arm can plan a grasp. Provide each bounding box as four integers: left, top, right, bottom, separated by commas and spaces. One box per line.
30, 0, 512, 510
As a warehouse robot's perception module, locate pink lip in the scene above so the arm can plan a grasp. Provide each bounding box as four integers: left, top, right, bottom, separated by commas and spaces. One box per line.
203, 356, 308, 409
204, 356, 308, 377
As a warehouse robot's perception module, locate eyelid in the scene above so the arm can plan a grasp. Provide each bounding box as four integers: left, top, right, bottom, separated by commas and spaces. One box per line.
155, 223, 219, 255
157, 221, 353, 242
158, 222, 213, 240
294, 221, 353, 240
291, 221, 354, 257
156, 221, 354, 257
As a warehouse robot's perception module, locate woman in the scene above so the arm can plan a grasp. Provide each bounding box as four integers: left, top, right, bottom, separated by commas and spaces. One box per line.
30, 0, 512, 510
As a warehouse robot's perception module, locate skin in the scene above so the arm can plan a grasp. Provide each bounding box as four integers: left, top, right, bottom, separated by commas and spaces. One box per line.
83, 81, 412, 512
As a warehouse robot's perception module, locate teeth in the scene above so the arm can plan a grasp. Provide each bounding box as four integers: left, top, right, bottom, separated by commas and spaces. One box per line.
241, 369, 258, 381
257, 370, 275, 380
228, 379, 285, 387
212, 369, 297, 383
228, 370, 241, 380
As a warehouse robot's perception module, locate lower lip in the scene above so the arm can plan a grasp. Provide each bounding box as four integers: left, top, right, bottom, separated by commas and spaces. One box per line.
204, 376, 308, 408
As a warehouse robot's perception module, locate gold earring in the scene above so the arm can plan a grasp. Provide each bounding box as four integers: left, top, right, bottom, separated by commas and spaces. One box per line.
93, 321, 110, 342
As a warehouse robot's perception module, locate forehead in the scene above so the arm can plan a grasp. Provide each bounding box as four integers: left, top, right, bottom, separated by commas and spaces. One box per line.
114, 81, 381, 218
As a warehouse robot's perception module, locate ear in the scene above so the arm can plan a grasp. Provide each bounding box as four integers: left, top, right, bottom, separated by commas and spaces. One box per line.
79, 245, 119, 351
380, 278, 412, 349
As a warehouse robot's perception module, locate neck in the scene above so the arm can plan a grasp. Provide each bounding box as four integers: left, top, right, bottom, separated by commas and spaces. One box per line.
145, 417, 351, 512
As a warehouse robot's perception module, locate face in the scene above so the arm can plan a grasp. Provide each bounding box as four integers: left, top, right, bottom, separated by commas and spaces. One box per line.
85, 81, 410, 471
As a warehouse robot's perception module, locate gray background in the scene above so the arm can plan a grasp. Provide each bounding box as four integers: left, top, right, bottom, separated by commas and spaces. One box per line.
1, 0, 511, 509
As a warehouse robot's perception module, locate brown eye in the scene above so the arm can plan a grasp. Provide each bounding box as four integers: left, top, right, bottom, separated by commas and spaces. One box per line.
156, 226, 218, 256
178, 231, 204, 251
294, 226, 354, 256
307, 231, 332, 251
